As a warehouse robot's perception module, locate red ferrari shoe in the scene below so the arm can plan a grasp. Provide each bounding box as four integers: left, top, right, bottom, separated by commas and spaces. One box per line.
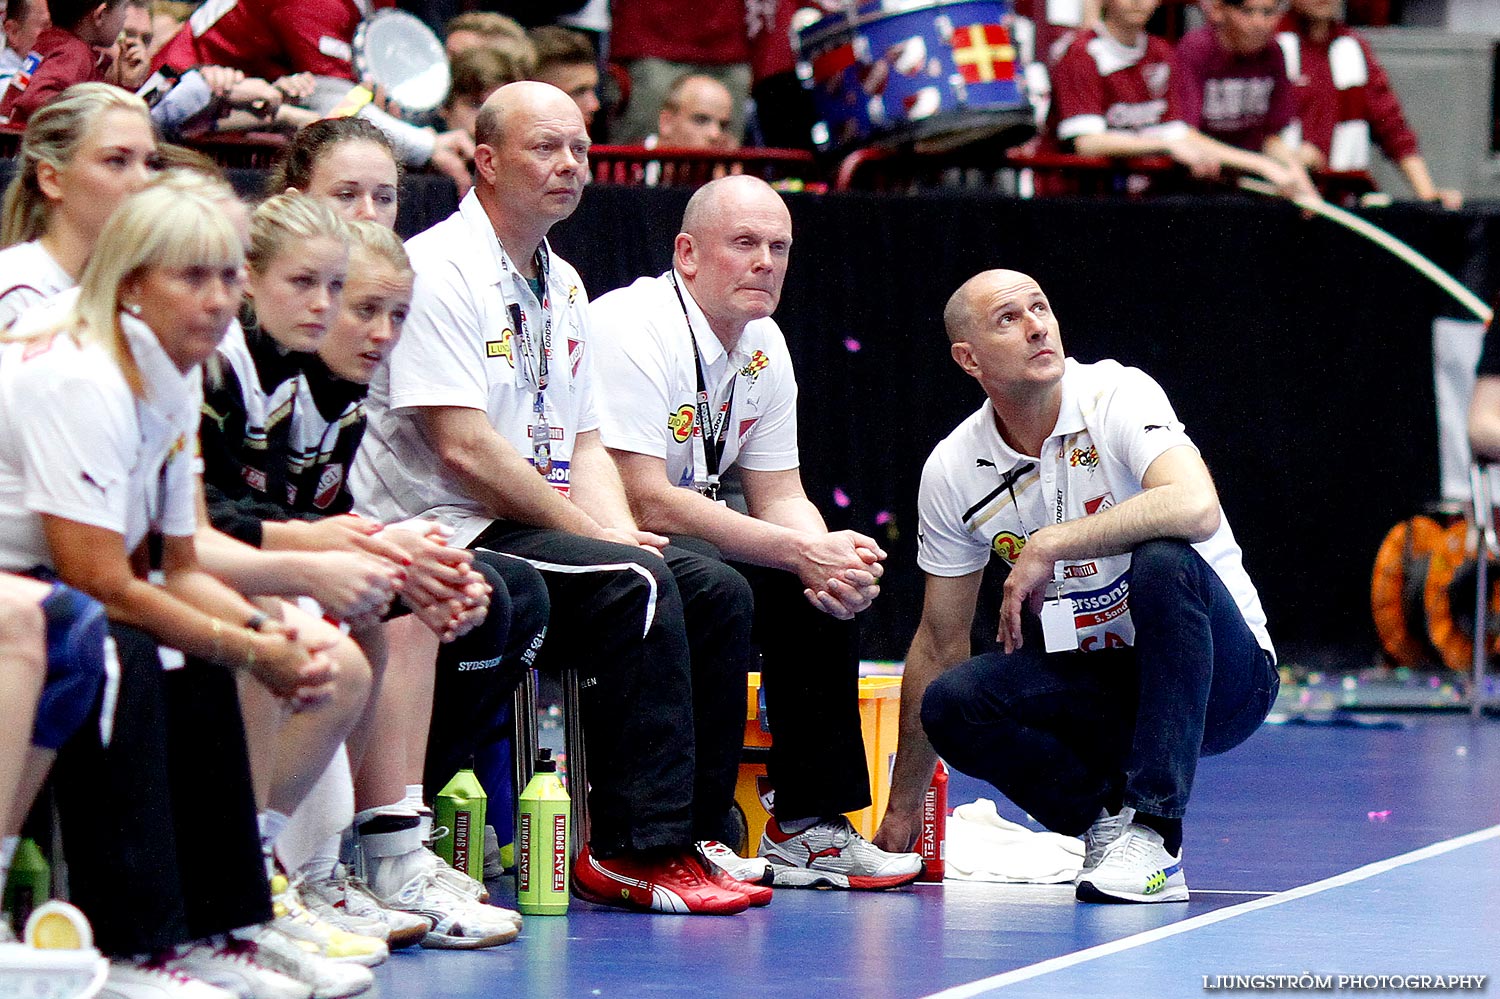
572, 845, 750, 915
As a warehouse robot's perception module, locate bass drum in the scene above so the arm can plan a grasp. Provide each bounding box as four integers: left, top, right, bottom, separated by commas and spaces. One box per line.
793, 0, 1036, 153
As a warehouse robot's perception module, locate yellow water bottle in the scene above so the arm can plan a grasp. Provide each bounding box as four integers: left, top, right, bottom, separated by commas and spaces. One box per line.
517, 749, 570, 915
434, 765, 487, 884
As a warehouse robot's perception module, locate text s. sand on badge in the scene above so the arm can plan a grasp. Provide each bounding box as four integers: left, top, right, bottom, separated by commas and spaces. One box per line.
1039, 580, 1078, 653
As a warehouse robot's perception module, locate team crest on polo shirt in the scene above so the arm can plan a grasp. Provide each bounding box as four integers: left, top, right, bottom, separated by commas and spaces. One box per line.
740, 350, 769, 381
668, 404, 695, 443
486, 329, 515, 366
314, 464, 344, 510
1069, 445, 1099, 469
567, 285, 578, 304
991, 530, 1025, 563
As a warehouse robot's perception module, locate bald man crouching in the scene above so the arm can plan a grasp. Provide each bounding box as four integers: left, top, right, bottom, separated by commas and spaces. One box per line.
591, 176, 923, 891
873, 270, 1279, 903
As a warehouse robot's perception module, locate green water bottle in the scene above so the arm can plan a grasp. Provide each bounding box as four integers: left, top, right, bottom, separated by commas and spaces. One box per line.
434, 765, 488, 884
3, 838, 50, 929
517, 749, 570, 915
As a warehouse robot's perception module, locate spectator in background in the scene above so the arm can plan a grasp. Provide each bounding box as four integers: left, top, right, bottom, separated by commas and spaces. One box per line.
150, 0, 476, 194
1171, 0, 1313, 194
742, 0, 814, 149
443, 40, 533, 140
653, 72, 737, 150
610, 0, 749, 145
0, 0, 130, 125
528, 24, 599, 130
146, 0, 188, 59
443, 10, 528, 61
1, 0, 50, 90
1045, 0, 1312, 197
106, 0, 150, 89
1277, 0, 1460, 206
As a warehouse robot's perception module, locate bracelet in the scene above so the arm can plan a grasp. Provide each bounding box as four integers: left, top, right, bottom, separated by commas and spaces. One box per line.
245, 612, 269, 632
210, 617, 224, 660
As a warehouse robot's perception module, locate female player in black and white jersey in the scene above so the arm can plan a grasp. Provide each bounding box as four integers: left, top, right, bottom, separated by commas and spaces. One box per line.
198, 185, 526, 949
266, 119, 550, 947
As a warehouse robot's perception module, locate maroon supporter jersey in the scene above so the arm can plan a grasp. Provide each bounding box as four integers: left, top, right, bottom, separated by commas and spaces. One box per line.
150, 0, 392, 83
611, 0, 750, 64
1047, 28, 1180, 148
1172, 25, 1293, 152
1278, 14, 1417, 166
0, 27, 108, 125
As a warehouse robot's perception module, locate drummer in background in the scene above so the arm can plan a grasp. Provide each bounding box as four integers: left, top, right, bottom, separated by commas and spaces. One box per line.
1044, 0, 1314, 197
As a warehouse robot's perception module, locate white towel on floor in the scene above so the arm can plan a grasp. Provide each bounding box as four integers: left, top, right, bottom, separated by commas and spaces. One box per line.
943, 799, 1085, 884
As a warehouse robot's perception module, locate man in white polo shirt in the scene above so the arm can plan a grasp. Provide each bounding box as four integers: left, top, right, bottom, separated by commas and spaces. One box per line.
873, 268, 1278, 904
350, 81, 759, 916
590, 175, 923, 891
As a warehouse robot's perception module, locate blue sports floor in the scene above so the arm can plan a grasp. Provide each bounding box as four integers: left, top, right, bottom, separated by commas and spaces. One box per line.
371, 714, 1500, 998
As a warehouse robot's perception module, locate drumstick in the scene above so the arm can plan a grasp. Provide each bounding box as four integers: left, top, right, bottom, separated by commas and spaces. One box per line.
1238, 177, 1493, 324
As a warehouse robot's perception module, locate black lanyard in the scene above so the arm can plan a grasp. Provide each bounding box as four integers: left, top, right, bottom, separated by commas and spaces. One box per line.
507, 247, 551, 395
504, 246, 553, 473
671, 275, 733, 499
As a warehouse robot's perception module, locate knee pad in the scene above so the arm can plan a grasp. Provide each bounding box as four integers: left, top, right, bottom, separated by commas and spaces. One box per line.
33, 584, 108, 750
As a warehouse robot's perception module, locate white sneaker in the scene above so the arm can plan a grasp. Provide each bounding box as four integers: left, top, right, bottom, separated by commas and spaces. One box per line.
300, 868, 430, 950
166, 940, 313, 999
367, 857, 520, 949
418, 810, 489, 902
228, 925, 373, 999
698, 840, 773, 886
101, 958, 240, 999
1076, 806, 1135, 883
267, 874, 387, 968
418, 845, 489, 902
1075, 823, 1189, 904
759, 816, 923, 890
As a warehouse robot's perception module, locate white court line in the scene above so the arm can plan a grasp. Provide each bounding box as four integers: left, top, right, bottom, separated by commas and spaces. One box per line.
923, 824, 1500, 999
1187, 890, 1275, 896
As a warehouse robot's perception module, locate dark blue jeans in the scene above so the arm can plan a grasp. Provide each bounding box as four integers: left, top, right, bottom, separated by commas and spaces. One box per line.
922, 539, 1279, 836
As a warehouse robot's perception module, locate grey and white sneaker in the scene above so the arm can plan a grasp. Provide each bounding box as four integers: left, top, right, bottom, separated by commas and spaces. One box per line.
101, 958, 240, 999
1076, 806, 1135, 884
698, 840, 773, 886
758, 816, 922, 890
300, 867, 430, 950
368, 859, 520, 949
417, 845, 489, 903
227, 924, 373, 999
166, 939, 313, 999
1075, 823, 1189, 904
